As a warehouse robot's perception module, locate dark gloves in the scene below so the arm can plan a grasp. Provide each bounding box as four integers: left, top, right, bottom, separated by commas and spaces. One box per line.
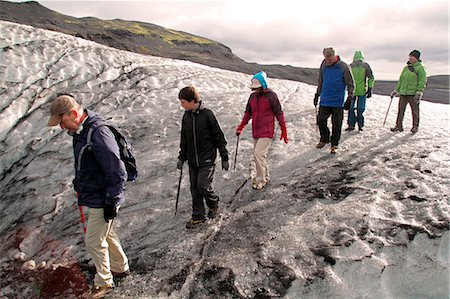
343, 95, 353, 110
280, 123, 288, 144
313, 94, 319, 107
177, 159, 184, 170
366, 88, 372, 98
222, 160, 229, 171
104, 204, 117, 223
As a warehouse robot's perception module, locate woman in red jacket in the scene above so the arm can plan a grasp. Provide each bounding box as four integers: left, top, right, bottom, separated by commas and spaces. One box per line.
236, 71, 288, 190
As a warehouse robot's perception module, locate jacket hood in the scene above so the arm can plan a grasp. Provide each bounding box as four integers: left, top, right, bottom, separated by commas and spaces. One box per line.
353, 50, 364, 62
252, 71, 268, 89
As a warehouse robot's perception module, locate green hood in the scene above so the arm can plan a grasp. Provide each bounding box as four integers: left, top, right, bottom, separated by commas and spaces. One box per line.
353, 50, 364, 62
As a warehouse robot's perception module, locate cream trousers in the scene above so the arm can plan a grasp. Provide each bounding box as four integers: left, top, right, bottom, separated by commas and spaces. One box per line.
85, 207, 129, 286
252, 138, 272, 185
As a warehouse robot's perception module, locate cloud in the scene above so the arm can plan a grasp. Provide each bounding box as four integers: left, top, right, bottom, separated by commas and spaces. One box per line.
39, 0, 449, 79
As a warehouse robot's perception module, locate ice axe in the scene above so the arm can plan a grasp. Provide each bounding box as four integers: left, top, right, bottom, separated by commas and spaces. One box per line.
383, 96, 394, 126
175, 166, 183, 216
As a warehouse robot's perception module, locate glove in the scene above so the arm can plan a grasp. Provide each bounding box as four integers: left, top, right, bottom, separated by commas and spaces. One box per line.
280, 123, 288, 144
222, 160, 229, 171
236, 123, 245, 136
366, 88, 372, 98
413, 91, 423, 103
313, 94, 319, 107
177, 159, 184, 170
344, 95, 353, 110
104, 204, 117, 223
390, 90, 399, 98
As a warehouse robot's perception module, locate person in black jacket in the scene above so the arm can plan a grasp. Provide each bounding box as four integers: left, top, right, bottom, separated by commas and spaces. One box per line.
177, 86, 229, 229
47, 95, 129, 297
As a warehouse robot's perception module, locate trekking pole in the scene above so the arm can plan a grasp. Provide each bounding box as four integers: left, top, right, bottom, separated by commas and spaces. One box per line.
383, 96, 394, 126
233, 135, 240, 170
315, 106, 319, 134
175, 166, 183, 216
78, 205, 86, 234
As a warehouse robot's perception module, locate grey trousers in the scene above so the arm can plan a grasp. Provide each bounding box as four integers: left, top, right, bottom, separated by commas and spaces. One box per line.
395, 95, 420, 129
189, 165, 218, 220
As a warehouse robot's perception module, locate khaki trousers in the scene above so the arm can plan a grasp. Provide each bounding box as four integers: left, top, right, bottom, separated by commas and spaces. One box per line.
85, 208, 129, 287
395, 95, 420, 129
252, 138, 272, 185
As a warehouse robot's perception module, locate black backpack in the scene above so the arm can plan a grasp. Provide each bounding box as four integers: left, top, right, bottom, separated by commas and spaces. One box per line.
84, 124, 138, 182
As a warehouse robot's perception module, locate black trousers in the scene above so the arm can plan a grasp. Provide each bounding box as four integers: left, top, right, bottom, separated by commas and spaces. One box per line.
318, 106, 344, 147
189, 165, 219, 220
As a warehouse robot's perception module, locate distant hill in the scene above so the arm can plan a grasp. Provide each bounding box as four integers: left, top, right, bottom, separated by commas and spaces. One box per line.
0, 0, 448, 104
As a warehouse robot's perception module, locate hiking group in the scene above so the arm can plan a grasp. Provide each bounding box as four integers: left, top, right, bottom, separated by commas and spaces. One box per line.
46, 47, 426, 298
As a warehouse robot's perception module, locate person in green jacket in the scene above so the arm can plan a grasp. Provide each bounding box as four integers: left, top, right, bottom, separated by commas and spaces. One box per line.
390, 50, 427, 134
346, 50, 374, 132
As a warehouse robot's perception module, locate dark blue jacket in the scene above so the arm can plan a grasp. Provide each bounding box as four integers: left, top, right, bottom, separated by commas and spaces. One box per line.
72, 110, 126, 208
317, 57, 355, 107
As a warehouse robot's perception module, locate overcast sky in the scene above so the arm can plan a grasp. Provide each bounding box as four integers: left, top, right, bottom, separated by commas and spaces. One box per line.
33, 0, 450, 79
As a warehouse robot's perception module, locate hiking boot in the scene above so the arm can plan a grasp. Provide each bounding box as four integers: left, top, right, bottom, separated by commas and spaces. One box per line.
88, 284, 114, 298
358, 126, 364, 132
252, 181, 266, 190
207, 208, 219, 219
410, 127, 418, 134
330, 146, 338, 154
186, 218, 206, 229
390, 127, 403, 132
111, 270, 130, 278
345, 126, 355, 131
316, 141, 328, 148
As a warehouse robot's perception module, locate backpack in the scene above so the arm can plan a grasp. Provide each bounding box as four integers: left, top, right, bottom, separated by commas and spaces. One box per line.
85, 124, 138, 182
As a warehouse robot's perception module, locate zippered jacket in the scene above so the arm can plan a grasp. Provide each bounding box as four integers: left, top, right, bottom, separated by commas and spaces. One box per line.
178, 102, 229, 168
395, 60, 427, 95
350, 51, 374, 96
316, 57, 355, 107
73, 110, 127, 208
239, 89, 286, 139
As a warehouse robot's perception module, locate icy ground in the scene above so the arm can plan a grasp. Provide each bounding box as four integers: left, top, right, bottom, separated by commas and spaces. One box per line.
0, 21, 449, 298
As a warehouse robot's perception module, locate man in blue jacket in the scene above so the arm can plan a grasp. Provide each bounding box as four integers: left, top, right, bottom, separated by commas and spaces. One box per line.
48, 95, 129, 297
314, 47, 355, 154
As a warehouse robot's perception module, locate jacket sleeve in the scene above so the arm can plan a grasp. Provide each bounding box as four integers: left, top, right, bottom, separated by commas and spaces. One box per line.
208, 111, 229, 162
91, 126, 126, 206
178, 114, 188, 161
365, 63, 375, 89
268, 91, 286, 126
417, 64, 427, 92
343, 63, 355, 96
316, 60, 325, 95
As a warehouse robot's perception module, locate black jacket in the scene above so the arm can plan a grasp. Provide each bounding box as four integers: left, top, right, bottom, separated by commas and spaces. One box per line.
178, 102, 229, 168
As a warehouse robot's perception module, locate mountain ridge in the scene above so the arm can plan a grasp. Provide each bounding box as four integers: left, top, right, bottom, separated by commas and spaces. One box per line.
0, 0, 448, 103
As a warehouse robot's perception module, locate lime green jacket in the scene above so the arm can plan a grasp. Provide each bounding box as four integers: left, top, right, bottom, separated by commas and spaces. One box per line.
350, 51, 374, 96
395, 60, 427, 95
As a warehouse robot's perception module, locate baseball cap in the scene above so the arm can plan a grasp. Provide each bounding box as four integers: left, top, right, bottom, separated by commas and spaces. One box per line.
47, 95, 78, 126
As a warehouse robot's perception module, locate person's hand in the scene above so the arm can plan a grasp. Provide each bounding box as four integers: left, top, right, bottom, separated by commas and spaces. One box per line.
313, 94, 319, 107
413, 91, 423, 103
104, 204, 117, 223
177, 159, 184, 170
390, 90, 399, 98
236, 124, 245, 136
222, 160, 229, 171
366, 88, 372, 98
